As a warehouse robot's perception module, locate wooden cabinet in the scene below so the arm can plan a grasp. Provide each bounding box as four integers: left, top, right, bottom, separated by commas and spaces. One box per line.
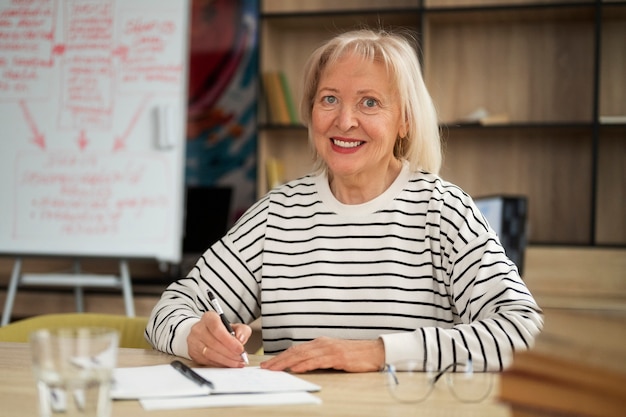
257, 0, 626, 246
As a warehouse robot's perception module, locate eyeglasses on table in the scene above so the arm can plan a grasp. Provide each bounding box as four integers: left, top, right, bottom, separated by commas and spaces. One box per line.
383, 360, 494, 403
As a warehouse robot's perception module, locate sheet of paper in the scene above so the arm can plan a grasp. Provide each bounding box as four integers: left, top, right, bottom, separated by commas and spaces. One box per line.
111, 365, 211, 399
140, 391, 322, 410
193, 366, 321, 394
111, 364, 320, 400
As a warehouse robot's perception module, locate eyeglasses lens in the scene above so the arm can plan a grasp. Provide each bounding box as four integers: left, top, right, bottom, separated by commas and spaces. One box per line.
446, 371, 494, 403
386, 360, 434, 403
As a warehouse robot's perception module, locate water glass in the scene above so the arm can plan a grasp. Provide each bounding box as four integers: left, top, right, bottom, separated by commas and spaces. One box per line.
29, 327, 119, 417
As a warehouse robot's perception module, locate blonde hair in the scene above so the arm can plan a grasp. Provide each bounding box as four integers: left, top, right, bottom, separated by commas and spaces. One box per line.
300, 28, 442, 175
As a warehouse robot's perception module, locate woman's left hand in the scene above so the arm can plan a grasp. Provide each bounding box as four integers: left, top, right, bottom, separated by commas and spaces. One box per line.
259, 336, 385, 373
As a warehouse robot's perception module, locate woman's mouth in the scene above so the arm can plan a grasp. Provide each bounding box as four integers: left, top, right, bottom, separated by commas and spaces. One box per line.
331, 138, 363, 148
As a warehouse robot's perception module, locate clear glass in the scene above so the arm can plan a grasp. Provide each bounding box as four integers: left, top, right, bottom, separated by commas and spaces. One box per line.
29, 327, 119, 417
384, 360, 494, 403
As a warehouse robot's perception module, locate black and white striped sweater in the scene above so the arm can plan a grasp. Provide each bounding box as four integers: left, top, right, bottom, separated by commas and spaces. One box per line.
146, 162, 543, 371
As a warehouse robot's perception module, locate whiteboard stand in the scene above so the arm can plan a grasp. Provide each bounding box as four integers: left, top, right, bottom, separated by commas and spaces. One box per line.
1, 258, 136, 326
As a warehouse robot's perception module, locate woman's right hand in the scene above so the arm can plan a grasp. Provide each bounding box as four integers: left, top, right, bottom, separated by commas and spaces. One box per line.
187, 311, 251, 367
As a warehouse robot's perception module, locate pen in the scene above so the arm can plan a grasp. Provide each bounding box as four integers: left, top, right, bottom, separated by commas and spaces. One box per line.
170, 360, 214, 390
207, 290, 250, 365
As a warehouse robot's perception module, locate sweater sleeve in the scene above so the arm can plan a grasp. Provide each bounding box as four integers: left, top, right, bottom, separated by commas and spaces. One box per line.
381, 232, 543, 372
381, 178, 543, 372
145, 197, 269, 358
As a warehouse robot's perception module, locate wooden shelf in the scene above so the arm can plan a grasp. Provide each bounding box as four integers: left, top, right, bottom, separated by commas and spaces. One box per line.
440, 126, 593, 244
597, 127, 626, 244
423, 5, 595, 124
600, 5, 626, 119
262, 0, 420, 14
425, 0, 595, 7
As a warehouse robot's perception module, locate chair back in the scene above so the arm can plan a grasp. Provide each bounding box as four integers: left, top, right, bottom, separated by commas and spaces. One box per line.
0, 313, 151, 349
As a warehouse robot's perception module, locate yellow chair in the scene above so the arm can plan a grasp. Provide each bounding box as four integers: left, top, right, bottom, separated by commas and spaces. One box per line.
0, 313, 152, 349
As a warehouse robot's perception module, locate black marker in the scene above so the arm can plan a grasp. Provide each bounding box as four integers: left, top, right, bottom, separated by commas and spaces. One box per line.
207, 290, 249, 364
171, 360, 214, 390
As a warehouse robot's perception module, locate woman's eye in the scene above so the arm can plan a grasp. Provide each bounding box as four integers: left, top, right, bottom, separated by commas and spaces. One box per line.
363, 98, 378, 108
322, 96, 337, 104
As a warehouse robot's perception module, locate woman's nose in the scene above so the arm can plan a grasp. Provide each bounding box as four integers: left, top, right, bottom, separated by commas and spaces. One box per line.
335, 105, 358, 131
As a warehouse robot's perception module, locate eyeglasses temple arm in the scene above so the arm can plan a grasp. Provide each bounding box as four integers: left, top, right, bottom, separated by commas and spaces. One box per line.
383, 364, 399, 385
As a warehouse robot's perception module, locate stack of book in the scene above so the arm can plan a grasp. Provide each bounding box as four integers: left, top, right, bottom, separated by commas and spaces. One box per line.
262, 70, 299, 125
499, 350, 626, 417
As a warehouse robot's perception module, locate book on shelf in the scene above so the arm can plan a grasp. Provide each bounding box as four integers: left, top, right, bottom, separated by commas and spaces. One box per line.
499, 350, 626, 417
278, 71, 299, 124
262, 71, 293, 125
266, 157, 285, 190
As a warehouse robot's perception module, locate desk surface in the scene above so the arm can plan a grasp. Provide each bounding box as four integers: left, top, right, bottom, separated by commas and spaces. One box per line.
0, 342, 510, 417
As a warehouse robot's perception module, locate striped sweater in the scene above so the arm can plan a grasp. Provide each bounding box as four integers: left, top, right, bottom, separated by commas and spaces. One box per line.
146, 162, 543, 371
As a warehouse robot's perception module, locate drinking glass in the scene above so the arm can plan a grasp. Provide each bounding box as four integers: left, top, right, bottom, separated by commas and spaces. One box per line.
29, 327, 119, 417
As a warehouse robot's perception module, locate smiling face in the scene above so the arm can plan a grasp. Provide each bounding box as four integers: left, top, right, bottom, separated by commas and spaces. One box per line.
311, 53, 406, 186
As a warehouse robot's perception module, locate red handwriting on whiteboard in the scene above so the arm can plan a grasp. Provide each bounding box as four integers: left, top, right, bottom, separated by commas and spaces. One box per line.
15, 152, 172, 239
0, 0, 54, 99
1, 0, 185, 150
117, 10, 183, 89
58, 0, 115, 130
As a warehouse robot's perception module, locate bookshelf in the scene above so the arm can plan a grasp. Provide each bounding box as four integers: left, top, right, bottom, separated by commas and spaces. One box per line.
257, 0, 626, 247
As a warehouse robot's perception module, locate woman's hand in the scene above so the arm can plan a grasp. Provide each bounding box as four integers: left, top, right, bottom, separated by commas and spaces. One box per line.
260, 337, 385, 373
187, 311, 251, 367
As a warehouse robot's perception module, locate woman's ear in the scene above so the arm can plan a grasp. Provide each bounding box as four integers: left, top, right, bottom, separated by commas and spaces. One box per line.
398, 117, 408, 139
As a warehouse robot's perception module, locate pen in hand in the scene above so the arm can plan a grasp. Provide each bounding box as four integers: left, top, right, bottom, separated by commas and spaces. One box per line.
207, 290, 249, 365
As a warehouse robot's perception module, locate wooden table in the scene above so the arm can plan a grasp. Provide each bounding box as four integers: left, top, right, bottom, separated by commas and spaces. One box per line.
0, 341, 510, 417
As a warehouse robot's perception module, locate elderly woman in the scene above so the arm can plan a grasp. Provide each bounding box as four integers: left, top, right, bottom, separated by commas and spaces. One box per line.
146, 28, 543, 373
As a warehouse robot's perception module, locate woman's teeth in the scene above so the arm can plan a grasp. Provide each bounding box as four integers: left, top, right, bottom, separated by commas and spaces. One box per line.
332, 139, 362, 148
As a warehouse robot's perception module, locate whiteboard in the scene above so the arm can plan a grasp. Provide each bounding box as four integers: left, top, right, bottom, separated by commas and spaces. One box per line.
0, 0, 190, 263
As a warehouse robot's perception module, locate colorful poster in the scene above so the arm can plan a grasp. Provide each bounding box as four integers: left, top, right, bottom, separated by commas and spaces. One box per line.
185, 0, 258, 224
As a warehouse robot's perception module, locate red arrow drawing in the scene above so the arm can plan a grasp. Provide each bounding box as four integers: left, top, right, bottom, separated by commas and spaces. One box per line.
113, 94, 152, 152
19, 100, 46, 149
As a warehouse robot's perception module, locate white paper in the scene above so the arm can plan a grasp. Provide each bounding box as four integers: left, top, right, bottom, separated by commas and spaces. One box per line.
140, 391, 322, 410
193, 366, 321, 394
111, 364, 320, 400
111, 365, 212, 399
